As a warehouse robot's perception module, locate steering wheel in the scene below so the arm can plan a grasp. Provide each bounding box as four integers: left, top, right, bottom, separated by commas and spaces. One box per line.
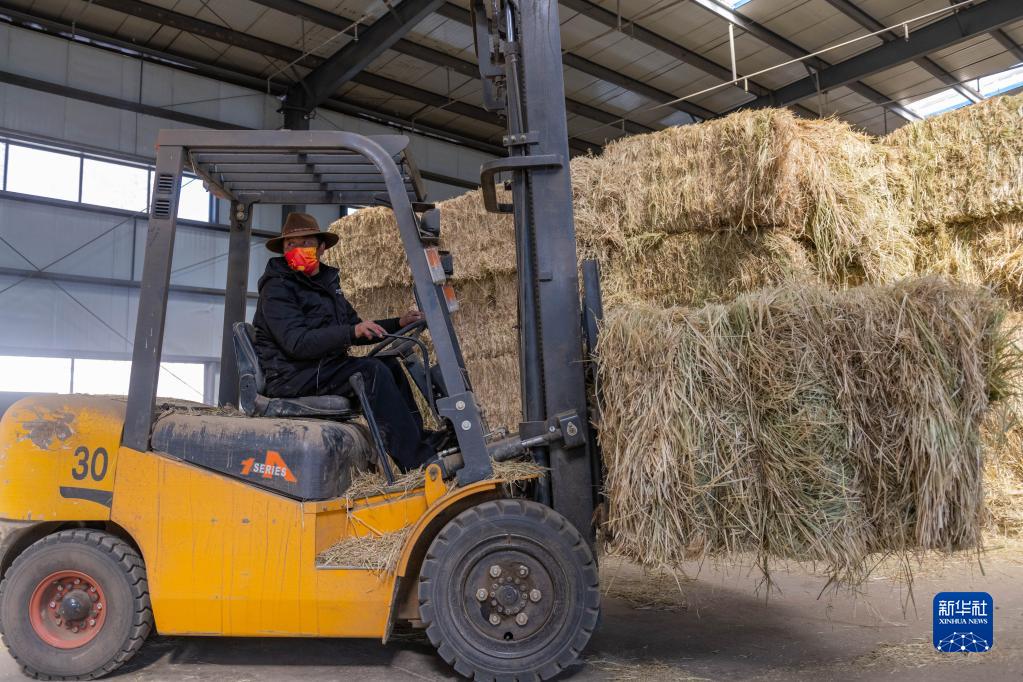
367, 319, 428, 358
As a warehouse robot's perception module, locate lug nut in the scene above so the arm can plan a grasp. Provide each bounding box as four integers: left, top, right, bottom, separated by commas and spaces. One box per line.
95, 604, 102, 611
491, 599, 498, 606
71, 627, 78, 633
518, 566, 529, 578
48, 601, 56, 609
516, 613, 528, 626
488, 614, 501, 626
56, 585, 63, 592
489, 565, 501, 578
89, 619, 96, 627
73, 578, 80, 585
89, 587, 96, 593
530, 589, 542, 602
475, 588, 488, 602
496, 606, 504, 614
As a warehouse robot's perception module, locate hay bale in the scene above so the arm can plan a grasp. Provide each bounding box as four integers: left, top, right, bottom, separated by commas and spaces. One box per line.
323, 188, 515, 290
596, 278, 1011, 580
575, 109, 913, 284
587, 229, 822, 308
883, 93, 1023, 228
916, 213, 1023, 307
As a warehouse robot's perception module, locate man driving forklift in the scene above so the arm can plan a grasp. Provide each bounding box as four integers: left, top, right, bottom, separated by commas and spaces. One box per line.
252, 212, 435, 471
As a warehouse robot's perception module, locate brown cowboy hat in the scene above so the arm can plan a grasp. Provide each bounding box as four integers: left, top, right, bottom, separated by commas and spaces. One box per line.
265, 212, 340, 254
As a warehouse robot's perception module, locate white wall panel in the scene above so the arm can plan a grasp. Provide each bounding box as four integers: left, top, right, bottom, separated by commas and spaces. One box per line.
0, 199, 135, 279
0, 24, 494, 365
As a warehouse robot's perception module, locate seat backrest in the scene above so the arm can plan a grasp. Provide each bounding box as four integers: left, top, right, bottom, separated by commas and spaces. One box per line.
232, 323, 265, 415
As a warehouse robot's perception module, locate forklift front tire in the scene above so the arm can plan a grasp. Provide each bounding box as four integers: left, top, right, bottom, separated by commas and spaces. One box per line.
419, 499, 600, 681
0, 529, 153, 680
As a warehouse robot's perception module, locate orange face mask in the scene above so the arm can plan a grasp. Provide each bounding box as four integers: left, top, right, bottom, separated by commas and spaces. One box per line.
284, 246, 319, 273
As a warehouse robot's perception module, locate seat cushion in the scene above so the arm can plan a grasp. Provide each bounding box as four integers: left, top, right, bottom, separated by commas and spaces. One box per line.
262, 394, 353, 418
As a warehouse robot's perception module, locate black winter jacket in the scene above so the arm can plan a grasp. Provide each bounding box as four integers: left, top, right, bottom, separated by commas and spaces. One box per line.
252, 257, 400, 397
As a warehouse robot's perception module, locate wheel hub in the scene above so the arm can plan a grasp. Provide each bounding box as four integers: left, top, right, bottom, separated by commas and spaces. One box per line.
29, 570, 107, 649
465, 553, 554, 641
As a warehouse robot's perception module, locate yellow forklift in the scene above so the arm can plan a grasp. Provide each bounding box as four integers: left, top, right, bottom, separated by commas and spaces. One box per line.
0, 1, 605, 679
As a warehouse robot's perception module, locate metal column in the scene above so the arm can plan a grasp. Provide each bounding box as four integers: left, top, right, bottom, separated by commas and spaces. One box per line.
218, 200, 253, 407
516, 0, 596, 541
122, 145, 184, 451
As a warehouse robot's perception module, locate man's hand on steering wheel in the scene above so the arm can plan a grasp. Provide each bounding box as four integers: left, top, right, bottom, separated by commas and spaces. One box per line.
355, 320, 387, 340
399, 309, 424, 327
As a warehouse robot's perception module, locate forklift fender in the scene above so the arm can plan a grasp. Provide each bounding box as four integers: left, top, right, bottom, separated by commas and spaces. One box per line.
386, 480, 506, 637
0, 520, 59, 580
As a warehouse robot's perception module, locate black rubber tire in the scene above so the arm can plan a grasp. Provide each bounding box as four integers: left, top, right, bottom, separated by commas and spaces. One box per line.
418, 499, 599, 681
0, 530, 153, 680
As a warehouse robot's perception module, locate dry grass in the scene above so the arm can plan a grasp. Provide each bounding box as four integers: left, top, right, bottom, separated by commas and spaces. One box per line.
883, 92, 1023, 227
586, 656, 708, 681
320, 100, 1023, 561
319, 460, 547, 571
596, 278, 1013, 584
916, 213, 1023, 307
574, 109, 913, 284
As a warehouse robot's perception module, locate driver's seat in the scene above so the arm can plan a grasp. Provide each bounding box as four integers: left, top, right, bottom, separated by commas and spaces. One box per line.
232, 322, 356, 419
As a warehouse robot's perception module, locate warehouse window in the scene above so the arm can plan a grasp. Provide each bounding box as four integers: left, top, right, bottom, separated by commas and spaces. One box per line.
978, 63, 1023, 98
907, 64, 1023, 119
0, 142, 6, 189
727, 0, 752, 7
0, 356, 206, 401
177, 175, 213, 222
81, 158, 150, 212
4, 144, 81, 202
905, 89, 971, 118
73, 359, 205, 401
0, 356, 73, 393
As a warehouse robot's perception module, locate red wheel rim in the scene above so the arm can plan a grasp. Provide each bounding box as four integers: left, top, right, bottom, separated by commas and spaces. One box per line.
28, 570, 107, 649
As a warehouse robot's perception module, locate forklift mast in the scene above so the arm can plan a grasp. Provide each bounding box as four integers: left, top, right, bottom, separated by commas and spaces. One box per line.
471, 0, 599, 543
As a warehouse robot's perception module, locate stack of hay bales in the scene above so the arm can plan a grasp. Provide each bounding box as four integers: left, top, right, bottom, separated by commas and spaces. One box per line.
323, 189, 522, 429
881, 93, 1023, 538
327, 109, 914, 427
573, 110, 914, 307
323, 96, 1023, 574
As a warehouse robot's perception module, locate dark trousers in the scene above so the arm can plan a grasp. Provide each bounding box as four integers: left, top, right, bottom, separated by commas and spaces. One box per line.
311, 356, 432, 472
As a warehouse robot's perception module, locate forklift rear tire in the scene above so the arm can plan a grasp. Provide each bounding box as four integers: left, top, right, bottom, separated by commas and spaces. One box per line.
418, 499, 599, 681
0, 529, 153, 680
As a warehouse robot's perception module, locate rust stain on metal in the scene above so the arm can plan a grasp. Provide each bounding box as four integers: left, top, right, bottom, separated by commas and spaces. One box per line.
19, 410, 75, 450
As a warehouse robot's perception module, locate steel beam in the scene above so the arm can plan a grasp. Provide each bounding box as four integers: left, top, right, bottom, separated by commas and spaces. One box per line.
823, 0, 982, 102
688, 0, 918, 120
561, 53, 708, 121
992, 28, 1023, 62
0, 71, 247, 130
0, 266, 258, 300
89, 0, 318, 67
286, 0, 447, 113
0, 69, 481, 189
736, 0, 1023, 112
60, 0, 616, 150
0, 2, 509, 156
439, 3, 711, 121
243, 0, 658, 135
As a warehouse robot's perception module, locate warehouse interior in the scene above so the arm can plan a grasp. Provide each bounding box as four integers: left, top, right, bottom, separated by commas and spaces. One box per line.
1, 0, 1021, 404
1, 0, 1023, 680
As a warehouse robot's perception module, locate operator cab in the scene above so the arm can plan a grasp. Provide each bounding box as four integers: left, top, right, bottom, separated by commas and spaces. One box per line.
133, 130, 486, 498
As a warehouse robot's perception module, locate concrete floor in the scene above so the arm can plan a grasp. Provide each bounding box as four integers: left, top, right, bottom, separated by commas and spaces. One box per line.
1, 543, 1020, 681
